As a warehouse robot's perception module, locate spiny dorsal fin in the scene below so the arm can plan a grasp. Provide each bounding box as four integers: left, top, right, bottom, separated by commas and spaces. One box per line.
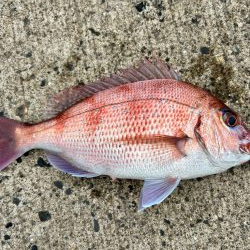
45, 57, 181, 119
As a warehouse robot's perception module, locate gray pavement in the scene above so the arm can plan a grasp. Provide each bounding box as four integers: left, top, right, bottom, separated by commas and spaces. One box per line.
0, 1, 249, 249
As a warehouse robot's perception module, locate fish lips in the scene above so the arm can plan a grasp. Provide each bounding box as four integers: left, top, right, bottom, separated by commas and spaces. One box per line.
239, 141, 250, 155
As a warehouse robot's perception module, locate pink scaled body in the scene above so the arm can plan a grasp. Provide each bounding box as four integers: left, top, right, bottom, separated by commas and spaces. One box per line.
1, 58, 249, 210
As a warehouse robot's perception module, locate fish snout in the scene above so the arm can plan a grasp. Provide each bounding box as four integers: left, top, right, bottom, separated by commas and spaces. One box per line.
240, 134, 250, 154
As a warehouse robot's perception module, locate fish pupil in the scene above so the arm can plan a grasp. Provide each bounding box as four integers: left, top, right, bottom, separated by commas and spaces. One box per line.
228, 116, 236, 126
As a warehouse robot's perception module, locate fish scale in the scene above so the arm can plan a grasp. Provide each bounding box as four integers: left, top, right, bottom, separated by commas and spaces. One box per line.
0, 58, 249, 211
42, 81, 195, 173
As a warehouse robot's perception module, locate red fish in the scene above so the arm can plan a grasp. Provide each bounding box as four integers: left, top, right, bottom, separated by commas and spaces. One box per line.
0, 58, 249, 210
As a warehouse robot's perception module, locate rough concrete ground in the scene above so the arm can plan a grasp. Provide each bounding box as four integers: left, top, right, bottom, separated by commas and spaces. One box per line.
0, 0, 249, 249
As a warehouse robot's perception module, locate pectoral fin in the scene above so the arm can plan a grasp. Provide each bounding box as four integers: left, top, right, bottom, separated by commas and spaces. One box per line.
119, 134, 189, 163
138, 177, 181, 211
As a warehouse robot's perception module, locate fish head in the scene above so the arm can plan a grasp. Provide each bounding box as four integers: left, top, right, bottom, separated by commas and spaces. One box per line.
196, 101, 250, 168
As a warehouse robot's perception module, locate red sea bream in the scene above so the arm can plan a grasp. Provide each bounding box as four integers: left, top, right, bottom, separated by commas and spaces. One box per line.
0, 58, 249, 210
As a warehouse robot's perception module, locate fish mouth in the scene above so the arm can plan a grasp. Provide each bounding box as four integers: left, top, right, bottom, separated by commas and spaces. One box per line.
239, 141, 250, 155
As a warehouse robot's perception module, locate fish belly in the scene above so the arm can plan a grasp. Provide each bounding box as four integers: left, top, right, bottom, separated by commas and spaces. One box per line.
58, 139, 225, 180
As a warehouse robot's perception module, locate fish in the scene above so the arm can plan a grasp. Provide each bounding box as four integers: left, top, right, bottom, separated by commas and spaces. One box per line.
0, 58, 249, 211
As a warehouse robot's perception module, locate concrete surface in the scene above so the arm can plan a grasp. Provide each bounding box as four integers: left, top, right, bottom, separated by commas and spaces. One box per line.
0, 0, 249, 249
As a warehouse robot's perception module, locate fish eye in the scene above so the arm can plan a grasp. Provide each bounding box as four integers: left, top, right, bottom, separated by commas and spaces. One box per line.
222, 111, 238, 127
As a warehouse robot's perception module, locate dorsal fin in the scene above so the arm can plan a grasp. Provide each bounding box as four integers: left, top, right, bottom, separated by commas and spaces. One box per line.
45, 57, 181, 119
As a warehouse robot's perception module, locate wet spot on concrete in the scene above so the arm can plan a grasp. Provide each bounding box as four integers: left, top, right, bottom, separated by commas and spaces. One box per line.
13, 197, 21, 206
54, 180, 63, 190
38, 211, 51, 222
188, 54, 240, 102
93, 218, 100, 232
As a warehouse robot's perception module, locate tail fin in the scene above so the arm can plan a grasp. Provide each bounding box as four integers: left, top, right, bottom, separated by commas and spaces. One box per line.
0, 117, 25, 170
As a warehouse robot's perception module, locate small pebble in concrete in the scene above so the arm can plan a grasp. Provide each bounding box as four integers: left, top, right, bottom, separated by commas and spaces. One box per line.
65, 188, 72, 195
15, 105, 26, 118
12, 197, 21, 206
24, 152, 30, 157
135, 2, 147, 12
23, 17, 30, 26
128, 185, 134, 192
160, 229, 165, 236
5, 222, 13, 229
40, 79, 47, 87
88, 28, 100, 36
93, 218, 100, 233
200, 46, 210, 54
25, 51, 32, 58
107, 213, 112, 221
164, 219, 171, 225
4, 235, 11, 240
65, 62, 75, 71
38, 211, 51, 222
54, 180, 63, 190
16, 157, 22, 163
36, 157, 51, 168
191, 16, 200, 24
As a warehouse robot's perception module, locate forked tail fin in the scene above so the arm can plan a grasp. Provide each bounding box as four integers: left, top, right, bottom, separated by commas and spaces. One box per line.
0, 117, 26, 170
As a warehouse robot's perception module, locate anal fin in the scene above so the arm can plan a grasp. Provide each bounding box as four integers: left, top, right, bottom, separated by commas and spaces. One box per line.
45, 152, 99, 178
